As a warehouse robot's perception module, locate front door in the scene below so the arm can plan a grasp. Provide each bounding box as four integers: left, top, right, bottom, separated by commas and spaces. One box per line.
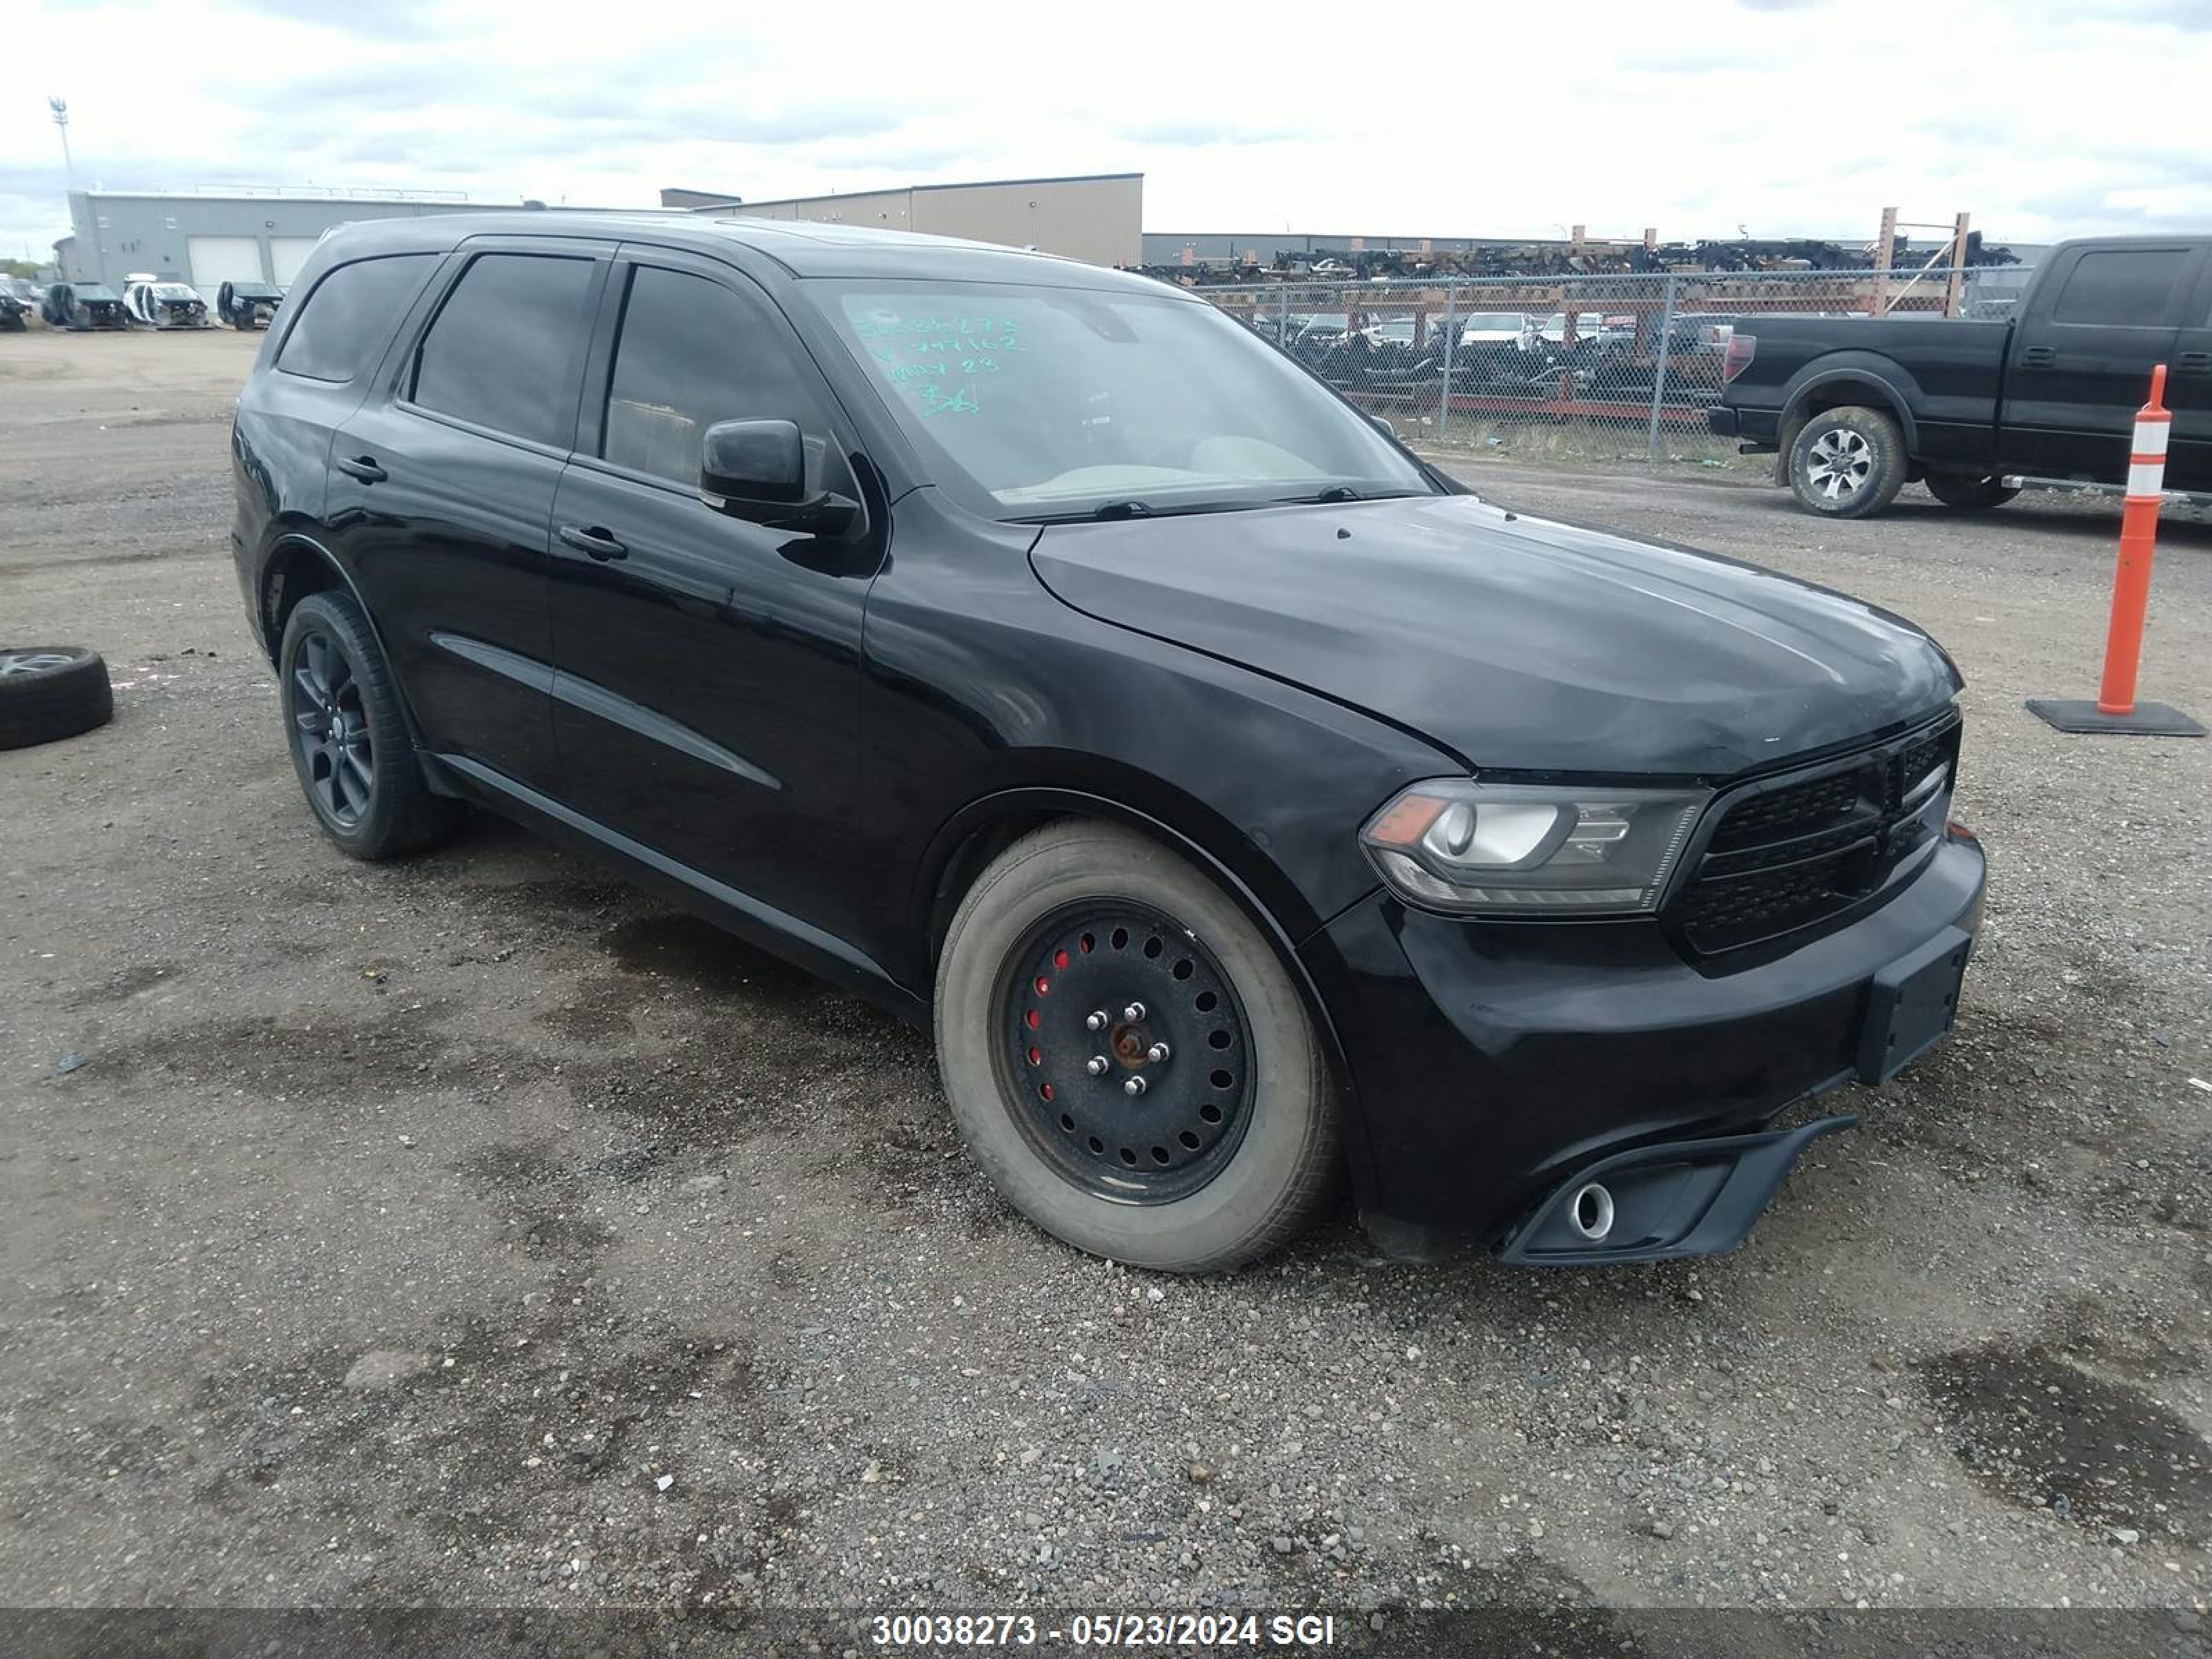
545, 252, 881, 932
328, 241, 608, 795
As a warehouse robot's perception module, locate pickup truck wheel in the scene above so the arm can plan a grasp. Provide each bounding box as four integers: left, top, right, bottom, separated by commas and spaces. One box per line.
935, 821, 1340, 1273
1788, 406, 1906, 519
1924, 473, 2020, 510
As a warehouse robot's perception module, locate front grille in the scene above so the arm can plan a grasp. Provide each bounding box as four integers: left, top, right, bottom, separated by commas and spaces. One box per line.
1673, 718, 1960, 956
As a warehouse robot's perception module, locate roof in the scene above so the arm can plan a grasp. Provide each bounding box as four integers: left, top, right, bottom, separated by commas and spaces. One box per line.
668, 171, 1142, 214
306, 210, 1170, 290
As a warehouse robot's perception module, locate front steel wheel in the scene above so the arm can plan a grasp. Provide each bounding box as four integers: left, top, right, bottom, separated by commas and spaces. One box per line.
936, 821, 1340, 1272
997, 901, 1257, 1206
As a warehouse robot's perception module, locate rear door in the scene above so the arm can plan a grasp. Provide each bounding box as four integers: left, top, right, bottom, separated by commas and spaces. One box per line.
326, 238, 608, 795
235, 250, 438, 546
2003, 242, 2202, 480
544, 248, 879, 921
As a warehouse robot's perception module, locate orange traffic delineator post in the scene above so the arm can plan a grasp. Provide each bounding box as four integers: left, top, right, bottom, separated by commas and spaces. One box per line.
2028, 364, 2205, 738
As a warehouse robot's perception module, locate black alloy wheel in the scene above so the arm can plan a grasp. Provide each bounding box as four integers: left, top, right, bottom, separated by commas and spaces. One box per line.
998, 902, 1256, 1204
286, 628, 375, 828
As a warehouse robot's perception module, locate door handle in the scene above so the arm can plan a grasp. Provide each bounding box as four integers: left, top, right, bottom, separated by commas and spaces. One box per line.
334, 455, 387, 483
557, 524, 628, 561
2018, 346, 2056, 368
2177, 351, 2212, 376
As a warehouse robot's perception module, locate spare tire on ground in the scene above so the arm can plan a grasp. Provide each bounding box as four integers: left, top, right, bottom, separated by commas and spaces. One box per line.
0, 647, 115, 749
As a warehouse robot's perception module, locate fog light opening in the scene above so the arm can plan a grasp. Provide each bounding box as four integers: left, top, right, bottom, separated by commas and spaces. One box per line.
1569, 1181, 1615, 1242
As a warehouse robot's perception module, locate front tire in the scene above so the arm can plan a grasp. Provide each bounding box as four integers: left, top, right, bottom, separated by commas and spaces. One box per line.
935, 821, 1340, 1272
278, 591, 460, 860
1924, 472, 2019, 510
1788, 406, 1907, 518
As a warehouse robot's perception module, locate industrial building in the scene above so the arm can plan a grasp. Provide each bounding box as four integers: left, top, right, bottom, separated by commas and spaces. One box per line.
52, 189, 526, 296
661, 173, 1143, 268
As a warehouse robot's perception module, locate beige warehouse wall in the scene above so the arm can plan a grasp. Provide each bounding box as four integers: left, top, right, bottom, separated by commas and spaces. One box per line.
728, 176, 1141, 266
910, 178, 1141, 267
740, 189, 917, 232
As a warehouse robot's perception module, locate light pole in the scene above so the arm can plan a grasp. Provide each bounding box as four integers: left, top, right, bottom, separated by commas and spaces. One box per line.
49, 97, 75, 191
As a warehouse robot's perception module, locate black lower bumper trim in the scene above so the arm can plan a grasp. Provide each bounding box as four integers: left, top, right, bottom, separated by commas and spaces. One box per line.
1494, 1113, 1857, 1266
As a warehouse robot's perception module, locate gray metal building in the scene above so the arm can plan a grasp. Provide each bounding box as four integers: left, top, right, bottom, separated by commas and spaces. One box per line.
662, 174, 1143, 268
53, 189, 526, 296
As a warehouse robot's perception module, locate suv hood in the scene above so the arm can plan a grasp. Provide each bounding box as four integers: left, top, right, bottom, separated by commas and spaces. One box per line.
1030, 493, 1958, 778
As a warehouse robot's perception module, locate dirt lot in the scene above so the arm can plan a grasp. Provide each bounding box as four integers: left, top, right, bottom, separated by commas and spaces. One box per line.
3, 328, 2210, 1620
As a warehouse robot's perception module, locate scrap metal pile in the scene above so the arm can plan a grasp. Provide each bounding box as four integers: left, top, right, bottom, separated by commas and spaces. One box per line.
1134, 231, 2016, 285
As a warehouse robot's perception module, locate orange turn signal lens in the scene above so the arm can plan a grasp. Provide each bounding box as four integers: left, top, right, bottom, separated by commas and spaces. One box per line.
1365, 792, 1447, 847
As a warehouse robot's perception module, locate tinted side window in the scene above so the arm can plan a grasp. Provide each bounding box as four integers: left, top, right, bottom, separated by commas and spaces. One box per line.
411, 253, 597, 447
2052, 250, 2191, 326
602, 265, 828, 485
276, 254, 435, 383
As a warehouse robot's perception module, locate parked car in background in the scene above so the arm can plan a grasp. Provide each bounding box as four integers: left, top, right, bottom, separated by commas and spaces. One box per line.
230, 212, 1983, 1273
0, 290, 26, 333
41, 282, 129, 331
218, 280, 285, 330
1710, 234, 2212, 516
1458, 310, 1535, 350
1537, 311, 1615, 347
123, 277, 213, 330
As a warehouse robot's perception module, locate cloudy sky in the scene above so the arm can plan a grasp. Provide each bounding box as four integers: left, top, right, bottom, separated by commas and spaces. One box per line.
6, 0, 2212, 262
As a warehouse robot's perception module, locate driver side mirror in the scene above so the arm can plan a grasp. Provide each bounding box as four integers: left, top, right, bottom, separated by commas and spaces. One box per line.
700, 418, 861, 538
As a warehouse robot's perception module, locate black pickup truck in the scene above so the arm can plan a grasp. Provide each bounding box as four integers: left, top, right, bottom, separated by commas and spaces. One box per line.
1709, 235, 2212, 518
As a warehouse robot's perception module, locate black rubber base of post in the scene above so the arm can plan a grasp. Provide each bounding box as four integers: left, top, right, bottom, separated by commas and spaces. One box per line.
2027, 698, 2206, 736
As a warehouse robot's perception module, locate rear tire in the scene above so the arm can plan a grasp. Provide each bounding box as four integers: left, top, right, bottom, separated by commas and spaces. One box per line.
1924, 473, 2019, 510
1788, 406, 1907, 519
278, 591, 460, 861
935, 821, 1340, 1272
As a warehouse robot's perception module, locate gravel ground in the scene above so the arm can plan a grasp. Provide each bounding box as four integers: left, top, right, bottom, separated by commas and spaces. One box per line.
3, 328, 2210, 1618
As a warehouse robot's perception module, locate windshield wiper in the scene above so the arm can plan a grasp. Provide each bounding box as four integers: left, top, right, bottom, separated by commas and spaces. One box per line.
1273, 485, 1430, 505
1010, 498, 1273, 525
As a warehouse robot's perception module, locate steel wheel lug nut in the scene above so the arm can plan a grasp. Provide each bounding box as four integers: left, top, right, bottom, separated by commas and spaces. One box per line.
1085, 1010, 1109, 1031
1122, 1002, 1146, 1022
1147, 1041, 1172, 1063
1123, 1076, 1147, 1097
1085, 1056, 1109, 1076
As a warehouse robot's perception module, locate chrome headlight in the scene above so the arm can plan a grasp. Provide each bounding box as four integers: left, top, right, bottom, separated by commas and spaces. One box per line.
1360, 780, 1708, 917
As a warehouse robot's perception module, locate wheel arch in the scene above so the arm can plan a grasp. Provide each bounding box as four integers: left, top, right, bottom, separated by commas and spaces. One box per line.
913, 781, 1362, 1122
256, 532, 435, 753
1778, 356, 1924, 459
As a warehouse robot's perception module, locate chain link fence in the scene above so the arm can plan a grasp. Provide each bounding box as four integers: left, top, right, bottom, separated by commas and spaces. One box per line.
1192, 265, 2034, 456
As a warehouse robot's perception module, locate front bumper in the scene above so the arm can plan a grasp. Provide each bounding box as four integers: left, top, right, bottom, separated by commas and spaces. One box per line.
1300, 829, 1986, 1260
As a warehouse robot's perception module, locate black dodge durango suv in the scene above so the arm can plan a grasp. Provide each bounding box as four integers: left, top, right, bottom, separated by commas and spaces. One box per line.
230, 213, 1985, 1272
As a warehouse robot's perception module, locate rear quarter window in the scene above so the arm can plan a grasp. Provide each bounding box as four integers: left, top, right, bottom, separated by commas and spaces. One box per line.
275, 254, 435, 383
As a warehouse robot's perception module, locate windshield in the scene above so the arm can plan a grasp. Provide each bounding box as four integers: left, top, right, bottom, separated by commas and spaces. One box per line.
1462, 313, 1525, 330
151, 284, 198, 301
810, 281, 1434, 520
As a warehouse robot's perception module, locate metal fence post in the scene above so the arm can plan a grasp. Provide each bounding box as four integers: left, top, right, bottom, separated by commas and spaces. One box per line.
1438, 282, 1456, 440
1278, 283, 1290, 349
1645, 274, 1678, 459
